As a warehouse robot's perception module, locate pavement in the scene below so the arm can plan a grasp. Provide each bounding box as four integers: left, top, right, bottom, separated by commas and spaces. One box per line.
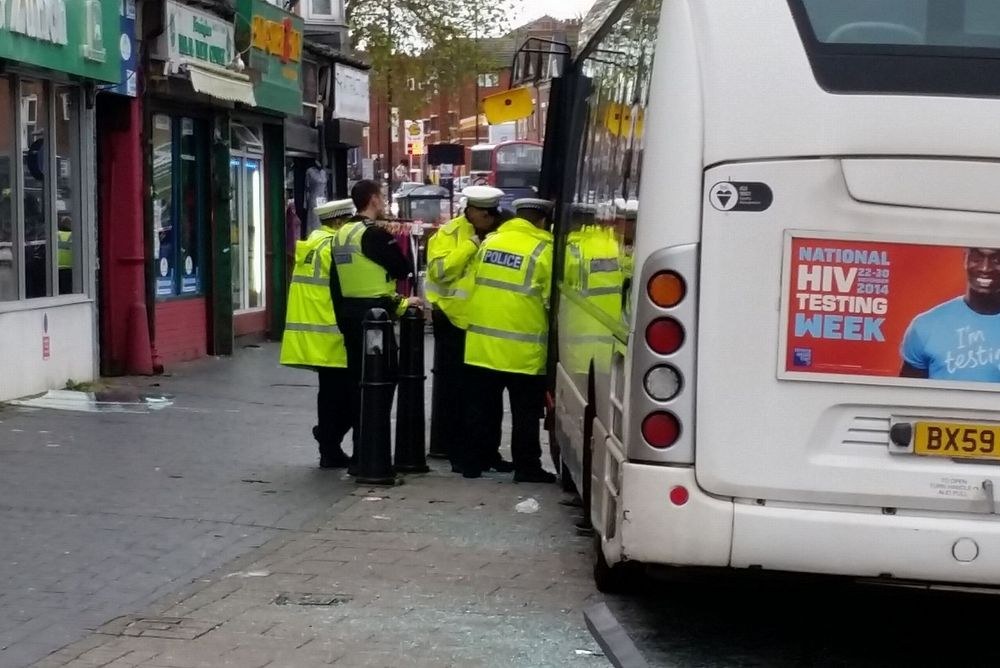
9, 339, 1000, 668
0, 340, 604, 668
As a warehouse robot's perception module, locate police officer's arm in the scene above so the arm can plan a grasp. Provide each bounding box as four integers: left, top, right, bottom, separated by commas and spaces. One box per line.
360, 226, 412, 280
328, 253, 345, 310
537, 244, 555, 310
360, 225, 416, 315
427, 231, 478, 287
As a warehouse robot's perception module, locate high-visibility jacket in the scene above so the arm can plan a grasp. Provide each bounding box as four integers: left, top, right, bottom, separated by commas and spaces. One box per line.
280, 226, 348, 369
425, 215, 478, 329
464, 218, 553, 375
332, 219, 406, 315
563, 225, 624, 374
57, 230, 72, 269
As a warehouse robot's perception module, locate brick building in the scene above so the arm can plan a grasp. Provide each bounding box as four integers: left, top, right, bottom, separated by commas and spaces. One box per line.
365, 15, 581, 175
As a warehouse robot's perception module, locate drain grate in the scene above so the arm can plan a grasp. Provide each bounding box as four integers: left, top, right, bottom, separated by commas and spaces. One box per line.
97, 616, 221, 640
273, 592, 352, 607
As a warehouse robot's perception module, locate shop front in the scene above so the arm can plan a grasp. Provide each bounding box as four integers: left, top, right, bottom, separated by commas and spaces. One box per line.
145, 0, 256, 364
0, 0, 121, 400
232, 0, 304, 339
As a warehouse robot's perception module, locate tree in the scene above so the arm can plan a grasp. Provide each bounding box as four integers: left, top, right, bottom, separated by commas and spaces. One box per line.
347, 0, 516, 117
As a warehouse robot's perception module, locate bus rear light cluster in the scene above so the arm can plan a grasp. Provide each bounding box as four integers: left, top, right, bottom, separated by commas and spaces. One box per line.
641, 412, 681, 449
643, 267, 688, 450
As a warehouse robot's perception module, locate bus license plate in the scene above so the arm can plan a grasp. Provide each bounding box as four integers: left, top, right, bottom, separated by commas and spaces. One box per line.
914, 422, 1000, 461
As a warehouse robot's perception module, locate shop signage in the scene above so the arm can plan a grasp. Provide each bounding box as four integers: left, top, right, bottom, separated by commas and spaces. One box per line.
237, 0, 303, 116
0, 0, 120, 82
333, 64, 370, 124
108, 0, 138, 97
164, 0, 233, 68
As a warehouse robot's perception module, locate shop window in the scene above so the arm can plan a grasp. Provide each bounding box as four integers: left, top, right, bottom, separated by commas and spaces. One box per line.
230, 124, 266, 313
0, 76, 83, 303
152, 114, 207, 299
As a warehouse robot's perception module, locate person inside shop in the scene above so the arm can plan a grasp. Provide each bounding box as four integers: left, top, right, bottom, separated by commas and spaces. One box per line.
329, 180, 421, 472
280, 199, 356, 469
460, 197, 557, 484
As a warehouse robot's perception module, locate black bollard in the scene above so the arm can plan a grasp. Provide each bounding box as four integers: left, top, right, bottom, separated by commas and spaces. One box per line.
355, 308, 396, 485
427, 336, 450, 460
395, 306, 430, 473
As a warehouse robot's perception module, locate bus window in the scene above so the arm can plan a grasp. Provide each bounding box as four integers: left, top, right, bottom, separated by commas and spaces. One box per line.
790, 0, 1000, 96
470, 149, 492, 173
799, 0, 1000, 48
556, 0, 662, 386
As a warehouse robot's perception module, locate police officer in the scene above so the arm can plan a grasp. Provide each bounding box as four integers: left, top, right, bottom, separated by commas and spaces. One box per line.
426, 186, 510, 473
462, 198, 557, 483
330, 180, 420, 469
280, 199, 355, 469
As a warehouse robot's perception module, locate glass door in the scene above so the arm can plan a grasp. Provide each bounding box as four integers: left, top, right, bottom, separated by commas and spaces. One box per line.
243, 157, 264, 310
230, 157, 242, 311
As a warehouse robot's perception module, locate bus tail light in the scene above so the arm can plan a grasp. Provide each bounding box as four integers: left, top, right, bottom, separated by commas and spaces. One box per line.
644, 365, 682, 402
645, 318, 684, 355
647, 271, 686, 308
642, 412, 680, 449
669, 486, 689, 506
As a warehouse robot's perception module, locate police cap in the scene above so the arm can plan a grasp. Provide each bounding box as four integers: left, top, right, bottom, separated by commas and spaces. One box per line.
513, 198, 555, 216
315, 199, 355, 221
462, 186, 505, 209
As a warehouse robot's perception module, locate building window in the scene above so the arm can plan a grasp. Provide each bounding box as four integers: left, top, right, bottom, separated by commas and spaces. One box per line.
152, 114, 208, 299
477, 73, 500, 88
0, 76, 83, 302
305, 0, 342, 23
230, 125, 266, 313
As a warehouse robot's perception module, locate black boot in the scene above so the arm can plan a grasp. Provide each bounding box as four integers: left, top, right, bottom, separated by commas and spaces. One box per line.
514, 468, 556, 484
319, 448, 351, 469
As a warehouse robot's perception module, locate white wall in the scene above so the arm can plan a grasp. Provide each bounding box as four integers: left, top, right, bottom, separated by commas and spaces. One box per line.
0, 300, 96, 400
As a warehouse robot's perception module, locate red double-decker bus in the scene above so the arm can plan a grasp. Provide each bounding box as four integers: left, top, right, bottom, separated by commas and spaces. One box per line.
469, 141, 543, 209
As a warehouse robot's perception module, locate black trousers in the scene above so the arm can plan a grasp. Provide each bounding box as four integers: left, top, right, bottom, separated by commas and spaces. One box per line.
463, 365, 545, 474
315, 367, 353, 455
337, 299, 398, 456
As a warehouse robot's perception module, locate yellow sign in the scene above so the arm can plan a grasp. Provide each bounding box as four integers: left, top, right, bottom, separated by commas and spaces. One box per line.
604, 103, 644, 138
407, 122, 422, 137
482, 87, 534, 125
914, 422, 1000, 461
251, 15, 302, 63
408, 140, 425, 156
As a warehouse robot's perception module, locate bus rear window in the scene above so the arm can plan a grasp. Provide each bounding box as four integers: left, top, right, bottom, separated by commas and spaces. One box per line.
471, 150, 492, 172
496, 144, 542, 171
790, 0, 1000, 97
800, 0, 1000, 48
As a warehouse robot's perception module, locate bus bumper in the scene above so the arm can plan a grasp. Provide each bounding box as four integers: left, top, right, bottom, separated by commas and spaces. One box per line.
620, 462, 1000, 585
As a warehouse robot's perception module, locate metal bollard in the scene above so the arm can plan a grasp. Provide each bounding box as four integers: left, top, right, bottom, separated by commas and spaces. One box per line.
395, 306, 430, 473
355, 308, 396, 486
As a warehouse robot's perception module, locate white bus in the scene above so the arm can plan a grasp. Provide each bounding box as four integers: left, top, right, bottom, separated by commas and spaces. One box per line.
547, 0, 1000, 591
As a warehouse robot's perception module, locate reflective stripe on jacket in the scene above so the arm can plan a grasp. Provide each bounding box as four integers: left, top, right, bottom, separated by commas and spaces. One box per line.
425, 215, 478, 329
464, 218, 553, 375
280, 226, 348, 369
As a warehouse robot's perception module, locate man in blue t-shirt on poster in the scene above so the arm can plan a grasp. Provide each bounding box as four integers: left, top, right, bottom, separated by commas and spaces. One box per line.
901, 247, 1000, 382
